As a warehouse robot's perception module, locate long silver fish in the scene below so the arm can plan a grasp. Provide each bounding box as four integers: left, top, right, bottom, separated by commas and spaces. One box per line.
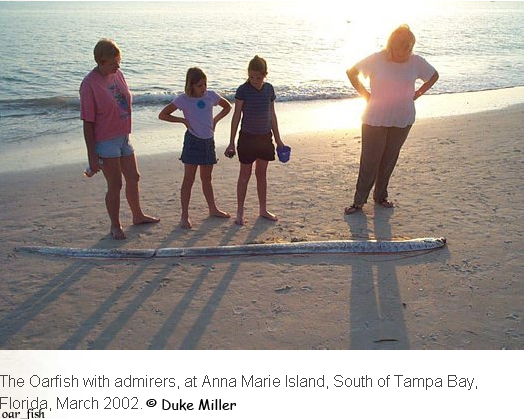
16, 237, 446, 259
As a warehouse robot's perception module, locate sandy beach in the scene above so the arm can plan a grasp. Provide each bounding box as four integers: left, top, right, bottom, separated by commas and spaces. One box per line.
0, 103, 522, 350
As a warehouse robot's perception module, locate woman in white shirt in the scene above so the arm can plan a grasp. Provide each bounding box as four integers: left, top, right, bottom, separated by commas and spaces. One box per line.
345, 25, 439, 214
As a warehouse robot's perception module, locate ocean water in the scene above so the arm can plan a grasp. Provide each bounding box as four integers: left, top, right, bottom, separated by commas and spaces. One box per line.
0, 1, 523, 171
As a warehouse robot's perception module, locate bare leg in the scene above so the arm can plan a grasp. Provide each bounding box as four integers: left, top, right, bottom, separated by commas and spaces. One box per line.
236, 163, 253, 225
180, 164, 198, 229
199, 165, 230, 219
255, 159, 277, 221
120, 154, 160, 225
100, 157, 126, 240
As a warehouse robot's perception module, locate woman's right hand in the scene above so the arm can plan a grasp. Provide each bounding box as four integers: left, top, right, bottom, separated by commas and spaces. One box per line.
88, 153, 102, 173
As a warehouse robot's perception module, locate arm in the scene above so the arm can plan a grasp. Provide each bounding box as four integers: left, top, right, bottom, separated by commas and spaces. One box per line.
225, 99, 242, 157
213, 97, 232, 129
346, 66, 370, 101
158, 103, 189, 128
414, 71, 439, 100
227, 99, 243, 154
270, 101, 284, 148
83, 120, 101, 173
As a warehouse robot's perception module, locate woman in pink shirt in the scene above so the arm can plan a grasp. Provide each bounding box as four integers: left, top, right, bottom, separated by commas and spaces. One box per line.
345, 25, 439, 215
80, 39, 159, 239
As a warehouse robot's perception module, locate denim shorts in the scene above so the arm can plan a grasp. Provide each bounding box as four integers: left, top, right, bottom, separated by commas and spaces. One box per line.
180, 130, 217, 165
95, 135, 134, 158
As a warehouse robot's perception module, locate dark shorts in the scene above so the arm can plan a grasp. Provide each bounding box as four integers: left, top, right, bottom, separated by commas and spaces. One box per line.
180, 130, 217, 165
237, 131, 275, 164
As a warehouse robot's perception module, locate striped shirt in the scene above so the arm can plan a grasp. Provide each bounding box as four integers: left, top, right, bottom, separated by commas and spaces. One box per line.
235, 81, 276, 134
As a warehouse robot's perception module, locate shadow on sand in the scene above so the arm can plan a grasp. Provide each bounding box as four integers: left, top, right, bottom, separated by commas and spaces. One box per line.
1, 211, 448, 349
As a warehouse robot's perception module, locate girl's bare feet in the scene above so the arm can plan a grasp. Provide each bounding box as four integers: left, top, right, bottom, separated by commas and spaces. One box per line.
133, 214, 160, 225
235, 211, 245, 226
180, 218, 193, 229
260, 210, 278, 222
209, 208, 231, 218
110, 225, 127, 240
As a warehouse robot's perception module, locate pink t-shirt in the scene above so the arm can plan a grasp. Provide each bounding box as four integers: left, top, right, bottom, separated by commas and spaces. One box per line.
80, 69, 132, 142
355, 51, 436, 127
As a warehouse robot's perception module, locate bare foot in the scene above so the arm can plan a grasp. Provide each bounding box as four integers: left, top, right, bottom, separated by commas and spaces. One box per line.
209, 208, 231, 218
260, 210, 278, 222
110, 225, 127, 240
235, 212, 245, 226
133, 214, 160, 225
180, 218, 193, 229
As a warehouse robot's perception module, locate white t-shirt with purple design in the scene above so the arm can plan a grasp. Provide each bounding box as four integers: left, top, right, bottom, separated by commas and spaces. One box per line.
172, 90, 221, 139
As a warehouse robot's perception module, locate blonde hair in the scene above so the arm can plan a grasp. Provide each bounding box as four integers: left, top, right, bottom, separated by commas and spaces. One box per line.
184, 67, 207, 97
385, 24, 416, 61
93, 38, 121, 64
248, 55, 268, 76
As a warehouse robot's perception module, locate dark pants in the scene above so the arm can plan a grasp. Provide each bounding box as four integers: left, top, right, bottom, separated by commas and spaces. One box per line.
353, 124, 412, 206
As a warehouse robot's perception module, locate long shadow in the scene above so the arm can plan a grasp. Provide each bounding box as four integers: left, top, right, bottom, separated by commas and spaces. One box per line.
346, 208, 447, 349
147, 223, 240, 349
1, 212, 271, 349
0, 261, 94, 347
84, 219, 218, 350
88, 216, 258, 350
2, 210, 447, 350
0, 236, 132, 347
372, 210, 410, 349
153, 217, 273, 349
0, 223, 181, 349
59, 227, 185, 349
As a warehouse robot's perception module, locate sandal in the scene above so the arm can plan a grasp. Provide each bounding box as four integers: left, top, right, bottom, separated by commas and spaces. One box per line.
377, 199, 394, 208
344, 204, 362, 215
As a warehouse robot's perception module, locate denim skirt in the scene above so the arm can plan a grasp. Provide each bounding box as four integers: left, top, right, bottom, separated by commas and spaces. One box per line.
180, 130, 217, 165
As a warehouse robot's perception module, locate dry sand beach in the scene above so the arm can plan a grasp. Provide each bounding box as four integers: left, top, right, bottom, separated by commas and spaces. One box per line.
0, 102, 522, 350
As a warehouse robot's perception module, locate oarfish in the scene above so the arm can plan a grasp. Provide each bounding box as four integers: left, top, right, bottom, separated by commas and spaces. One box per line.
16, 237, 446, 259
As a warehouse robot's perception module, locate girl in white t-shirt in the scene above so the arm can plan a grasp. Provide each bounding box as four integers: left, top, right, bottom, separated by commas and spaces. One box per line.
345, 25, 439, 215
159, 68, 232, 229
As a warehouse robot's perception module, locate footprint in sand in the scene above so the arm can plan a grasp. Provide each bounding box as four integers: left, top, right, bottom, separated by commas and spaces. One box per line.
275, 285, 292, 294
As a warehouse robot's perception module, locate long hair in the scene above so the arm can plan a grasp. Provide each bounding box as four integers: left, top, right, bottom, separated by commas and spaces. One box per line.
185, 67, 207, 97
